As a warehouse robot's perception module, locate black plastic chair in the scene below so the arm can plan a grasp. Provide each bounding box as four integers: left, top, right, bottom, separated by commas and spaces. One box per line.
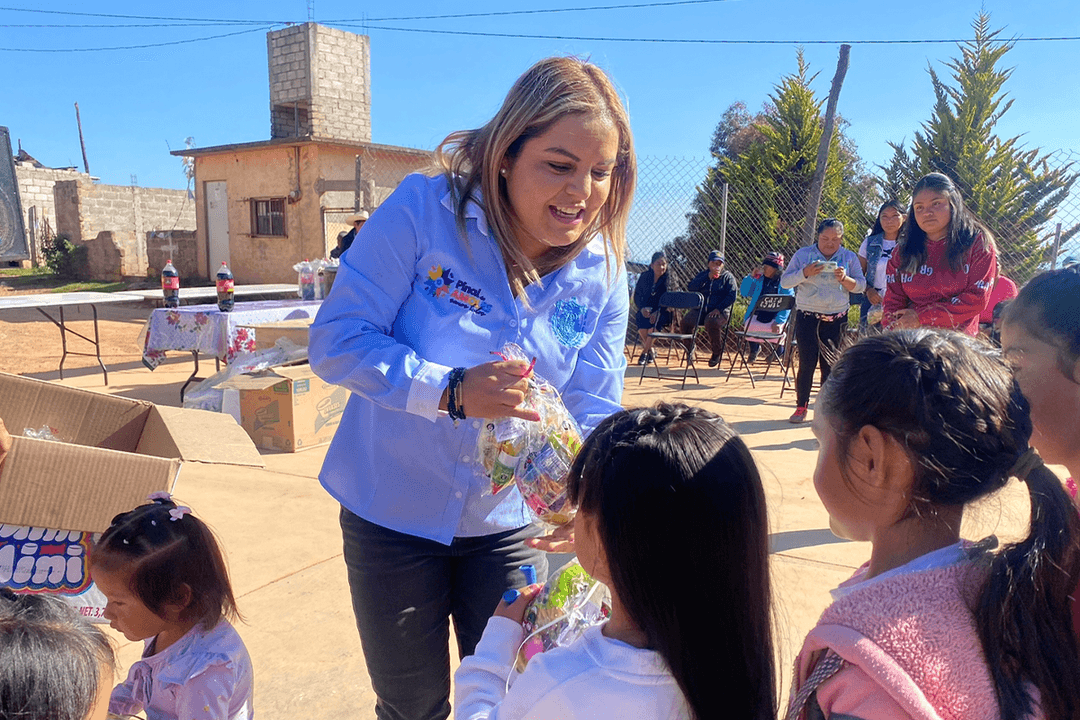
726, 294, 796, 388
638, 291, 704, 389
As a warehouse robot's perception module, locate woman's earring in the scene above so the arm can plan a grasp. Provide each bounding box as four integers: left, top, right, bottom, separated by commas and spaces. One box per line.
500, 168, 507, 176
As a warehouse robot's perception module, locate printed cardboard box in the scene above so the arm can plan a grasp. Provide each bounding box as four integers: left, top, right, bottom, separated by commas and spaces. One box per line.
0, 372, 263, 622
220, 364, 349, 452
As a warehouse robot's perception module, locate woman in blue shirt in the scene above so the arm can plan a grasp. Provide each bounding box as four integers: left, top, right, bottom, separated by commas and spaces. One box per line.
308, 57, 635, 720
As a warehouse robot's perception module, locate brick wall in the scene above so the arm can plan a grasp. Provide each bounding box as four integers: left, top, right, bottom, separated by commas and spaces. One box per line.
54, 180, 196, 280
14, 163, 92, 262
267, 23, 371, 144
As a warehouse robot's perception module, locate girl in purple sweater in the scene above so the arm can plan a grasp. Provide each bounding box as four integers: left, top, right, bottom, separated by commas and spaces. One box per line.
91, 496, 254, 720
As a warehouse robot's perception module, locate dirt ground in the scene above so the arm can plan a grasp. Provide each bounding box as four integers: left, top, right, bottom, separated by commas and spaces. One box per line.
0, 300, 151, 378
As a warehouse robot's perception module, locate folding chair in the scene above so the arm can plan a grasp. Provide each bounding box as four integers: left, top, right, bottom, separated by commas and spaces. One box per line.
725, 294, 796, 389
639, 291, 704, 389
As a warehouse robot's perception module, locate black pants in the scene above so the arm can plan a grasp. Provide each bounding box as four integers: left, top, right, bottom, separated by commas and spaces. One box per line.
794, 310, 845, 408
340, 509, 548, 720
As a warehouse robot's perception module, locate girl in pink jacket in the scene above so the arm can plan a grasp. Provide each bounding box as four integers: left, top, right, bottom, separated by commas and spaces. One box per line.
789, 330, 1080, 720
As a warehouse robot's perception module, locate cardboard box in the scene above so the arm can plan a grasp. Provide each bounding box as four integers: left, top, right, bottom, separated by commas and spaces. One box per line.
239, 318, 313, 351
0, 372, 263, 621
220, 364, 349, 452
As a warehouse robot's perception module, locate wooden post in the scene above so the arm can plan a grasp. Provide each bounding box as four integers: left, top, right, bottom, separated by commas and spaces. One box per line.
802, 44, 851, 245
1050, 222, 1063, 269
74, 102, 90, 175
718, 182, 729, 256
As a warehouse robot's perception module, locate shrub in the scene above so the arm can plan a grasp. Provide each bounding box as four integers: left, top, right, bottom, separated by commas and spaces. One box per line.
41, 235, 87, 279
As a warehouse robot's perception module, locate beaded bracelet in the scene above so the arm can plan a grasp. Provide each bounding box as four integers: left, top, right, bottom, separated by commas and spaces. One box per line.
447, 367, 467, 422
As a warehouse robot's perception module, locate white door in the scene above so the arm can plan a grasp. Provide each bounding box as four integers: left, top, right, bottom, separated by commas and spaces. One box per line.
206, 181, 229, 275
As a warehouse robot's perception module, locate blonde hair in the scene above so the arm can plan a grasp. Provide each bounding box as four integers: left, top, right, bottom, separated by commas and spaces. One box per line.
433, 56, 636, 302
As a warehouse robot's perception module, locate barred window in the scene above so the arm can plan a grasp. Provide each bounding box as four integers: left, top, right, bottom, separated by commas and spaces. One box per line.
251, 198, 286, 237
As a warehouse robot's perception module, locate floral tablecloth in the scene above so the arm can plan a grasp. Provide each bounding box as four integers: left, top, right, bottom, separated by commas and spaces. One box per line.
140, 300, 322, 370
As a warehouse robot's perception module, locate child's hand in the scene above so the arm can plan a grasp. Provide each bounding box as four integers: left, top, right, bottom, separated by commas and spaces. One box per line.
0, 418, 11, 472
525, 517, 576, 553
494, 583, 543, 624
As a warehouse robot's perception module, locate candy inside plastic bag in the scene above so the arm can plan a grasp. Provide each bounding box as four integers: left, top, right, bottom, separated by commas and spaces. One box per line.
514, 559, 610, 674
476, 343, 583, 525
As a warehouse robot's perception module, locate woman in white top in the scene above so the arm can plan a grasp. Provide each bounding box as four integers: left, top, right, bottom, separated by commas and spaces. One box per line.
455, 403, 777, 720
856, 199, 905, 328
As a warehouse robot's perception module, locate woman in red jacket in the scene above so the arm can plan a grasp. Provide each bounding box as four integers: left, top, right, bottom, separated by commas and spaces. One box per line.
884, 173, 996, 335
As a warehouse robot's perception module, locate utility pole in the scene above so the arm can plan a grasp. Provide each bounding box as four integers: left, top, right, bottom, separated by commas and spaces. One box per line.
74, 102, 90, 175
802, 44, 851, 245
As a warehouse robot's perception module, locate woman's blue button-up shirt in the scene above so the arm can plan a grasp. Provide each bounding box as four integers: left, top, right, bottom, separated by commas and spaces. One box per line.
309, 173, 629, 545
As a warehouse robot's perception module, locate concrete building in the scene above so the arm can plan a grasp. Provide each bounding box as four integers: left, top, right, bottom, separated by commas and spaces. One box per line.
175, 23, 431, 284
14, 156, 196, 280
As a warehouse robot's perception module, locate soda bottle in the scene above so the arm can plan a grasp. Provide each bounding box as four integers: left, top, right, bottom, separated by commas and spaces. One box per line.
216, 261, 235, 312
161, 259, 180, 308
299, 260, 316, 301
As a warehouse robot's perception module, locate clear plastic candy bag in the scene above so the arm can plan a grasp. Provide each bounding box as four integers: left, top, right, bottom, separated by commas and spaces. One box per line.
514, 559, 610, 674
476, 343, 583, 526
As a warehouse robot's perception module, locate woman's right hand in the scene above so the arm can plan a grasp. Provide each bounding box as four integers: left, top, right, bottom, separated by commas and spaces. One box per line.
445, 360, 541, 421
803, 261, 824, 278
866, 288, 883, 306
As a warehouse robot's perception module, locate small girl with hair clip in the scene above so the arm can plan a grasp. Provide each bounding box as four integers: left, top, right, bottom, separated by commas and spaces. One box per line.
90, 494, 254, 720
789, 329, 1080, 720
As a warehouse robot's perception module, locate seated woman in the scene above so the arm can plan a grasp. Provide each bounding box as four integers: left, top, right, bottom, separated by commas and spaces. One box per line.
633, 251, 670, 364
739, 251, 793, 363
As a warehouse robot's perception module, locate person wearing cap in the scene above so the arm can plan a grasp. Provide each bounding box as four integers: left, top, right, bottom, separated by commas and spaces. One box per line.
330, 210, 370, 259
633, 251, 670, 364
680, 250, 738, 367
739, 251, 794, 364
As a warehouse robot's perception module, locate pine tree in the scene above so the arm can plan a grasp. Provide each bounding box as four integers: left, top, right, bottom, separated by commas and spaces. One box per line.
884, 13, 1077, 282
669, 50, 874, 284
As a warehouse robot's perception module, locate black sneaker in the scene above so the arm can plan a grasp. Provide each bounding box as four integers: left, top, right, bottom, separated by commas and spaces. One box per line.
747, 347, 760, 364
707, 354, 721, 367
637, 352, 649, 365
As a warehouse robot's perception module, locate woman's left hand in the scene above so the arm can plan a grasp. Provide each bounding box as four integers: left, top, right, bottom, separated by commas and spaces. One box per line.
833, 267, 847, 284
525, 516, 576, 553
493, 583, 543, 623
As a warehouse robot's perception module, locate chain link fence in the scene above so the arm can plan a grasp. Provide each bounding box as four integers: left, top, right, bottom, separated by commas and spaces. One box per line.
625, 150, 1080, 324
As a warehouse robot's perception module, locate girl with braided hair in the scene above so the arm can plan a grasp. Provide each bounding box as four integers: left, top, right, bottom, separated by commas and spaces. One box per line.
789, 330, 1080, 720
89, 496, 253, 720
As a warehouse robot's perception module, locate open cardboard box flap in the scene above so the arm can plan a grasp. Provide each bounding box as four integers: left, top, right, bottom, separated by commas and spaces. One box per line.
0, 372, 263, 533
138, 405, 264, 467
0, 436, 182, 533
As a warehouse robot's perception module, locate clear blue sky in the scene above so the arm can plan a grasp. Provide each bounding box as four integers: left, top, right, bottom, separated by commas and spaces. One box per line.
2, 0, 1078, 193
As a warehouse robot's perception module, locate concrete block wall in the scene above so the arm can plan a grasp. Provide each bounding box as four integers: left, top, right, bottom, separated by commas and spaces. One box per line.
54, 180, 196, 280
268, 24, 313, 138
14, 163, 92, 262
267, 23, 371, 143
309, 25, 371, 143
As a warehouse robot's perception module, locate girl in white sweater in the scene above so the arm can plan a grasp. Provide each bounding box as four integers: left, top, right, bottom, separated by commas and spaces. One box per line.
455, 402, 777, 720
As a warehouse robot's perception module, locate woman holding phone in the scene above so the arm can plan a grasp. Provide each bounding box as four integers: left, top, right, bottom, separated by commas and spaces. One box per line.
780, 218, 865, 424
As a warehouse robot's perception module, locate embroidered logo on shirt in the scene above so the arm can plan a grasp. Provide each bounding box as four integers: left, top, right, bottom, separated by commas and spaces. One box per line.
424, 265, 454, 298
422, 265, 492, 316
550, 298, 589, 348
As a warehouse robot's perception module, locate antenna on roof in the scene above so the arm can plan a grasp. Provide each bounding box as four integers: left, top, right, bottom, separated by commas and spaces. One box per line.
308, 0, 315, 22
